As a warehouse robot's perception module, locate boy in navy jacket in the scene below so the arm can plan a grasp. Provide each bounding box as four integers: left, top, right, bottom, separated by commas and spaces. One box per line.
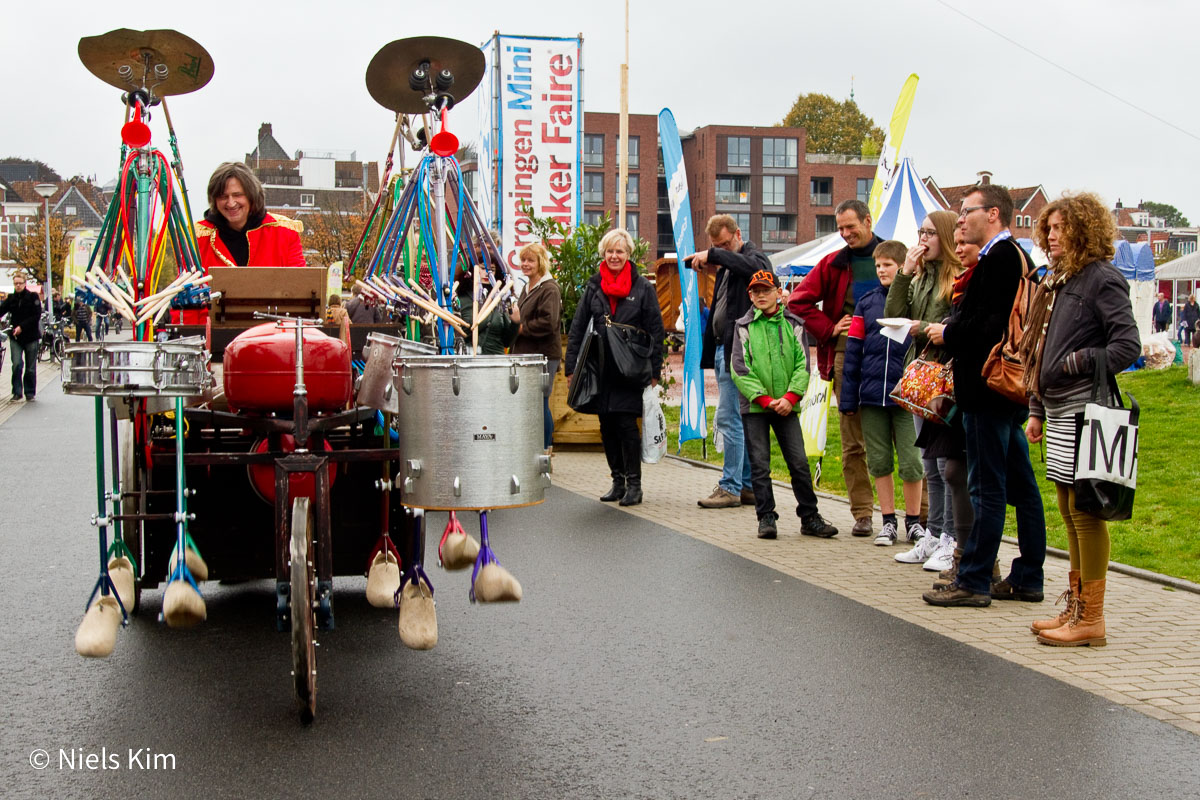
839, 240, 925, 546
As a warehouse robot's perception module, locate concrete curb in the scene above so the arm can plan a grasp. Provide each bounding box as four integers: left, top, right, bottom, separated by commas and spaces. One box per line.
664, 452, 1200, 596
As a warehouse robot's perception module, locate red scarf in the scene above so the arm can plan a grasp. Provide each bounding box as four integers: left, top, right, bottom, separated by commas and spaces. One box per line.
599, 261, 633, 314
951, 264, 976, 305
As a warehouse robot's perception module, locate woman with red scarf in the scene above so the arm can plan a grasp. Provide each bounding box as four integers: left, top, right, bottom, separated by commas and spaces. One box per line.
564, 228, 665, 506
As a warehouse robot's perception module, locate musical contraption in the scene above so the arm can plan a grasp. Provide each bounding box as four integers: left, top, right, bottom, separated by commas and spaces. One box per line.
64, 30, 548, 722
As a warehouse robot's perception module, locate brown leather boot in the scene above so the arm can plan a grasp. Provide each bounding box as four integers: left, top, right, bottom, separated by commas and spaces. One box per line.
1037, 578, 1106, 647
1030, 570, 1080, 635
932, 547, 962, 590
991, 559, 1002, 583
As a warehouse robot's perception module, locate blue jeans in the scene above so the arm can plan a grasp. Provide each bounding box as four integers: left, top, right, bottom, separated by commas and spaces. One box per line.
956, 407, 1046, 594
714, 344, 751, 493
9, 337, 37, 398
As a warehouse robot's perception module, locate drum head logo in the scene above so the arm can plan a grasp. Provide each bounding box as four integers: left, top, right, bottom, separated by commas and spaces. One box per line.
473, 433, 496, 441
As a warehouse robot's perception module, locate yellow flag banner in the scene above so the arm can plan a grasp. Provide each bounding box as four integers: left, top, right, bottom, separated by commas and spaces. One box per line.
867, 73, 919, 220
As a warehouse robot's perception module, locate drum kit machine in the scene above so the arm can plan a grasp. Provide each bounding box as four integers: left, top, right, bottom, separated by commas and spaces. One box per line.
64, 29, 549, 722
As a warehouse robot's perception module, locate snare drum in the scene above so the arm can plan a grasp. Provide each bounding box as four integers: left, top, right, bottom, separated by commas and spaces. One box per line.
62, 338, 209, 397
392, 354, 551, 510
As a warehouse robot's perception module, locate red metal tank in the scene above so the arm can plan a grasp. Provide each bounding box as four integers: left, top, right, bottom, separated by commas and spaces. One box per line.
223, 323, 352, 413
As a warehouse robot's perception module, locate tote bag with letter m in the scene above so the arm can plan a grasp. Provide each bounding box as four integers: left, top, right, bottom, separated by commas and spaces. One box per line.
1074, 354, 1138, 521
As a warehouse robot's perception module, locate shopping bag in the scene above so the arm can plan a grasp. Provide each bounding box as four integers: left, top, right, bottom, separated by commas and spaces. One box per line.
890, 350, 956, 424
641, 385, 667, 464
567, 317, 604, 414
1073, 353, 1138, 521
799, 375, 831, 457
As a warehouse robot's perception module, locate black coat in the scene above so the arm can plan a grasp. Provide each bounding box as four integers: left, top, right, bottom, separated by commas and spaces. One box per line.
700, 240, 772, 370
564, 264, 665, 416
0, 289, 43, 344
942, 237, 1026, 414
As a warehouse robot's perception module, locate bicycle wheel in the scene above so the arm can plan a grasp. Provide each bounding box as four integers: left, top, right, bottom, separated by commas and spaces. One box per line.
52, 335, 66, 362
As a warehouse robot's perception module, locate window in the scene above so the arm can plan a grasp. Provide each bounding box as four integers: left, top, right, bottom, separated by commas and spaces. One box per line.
300, 193, 315, 207
583, 210, 604, 227
65, 205, 78, 216
462, 169, 477, 200
815, 215, 837, 236
762, 215, 797, 245
616, 174, 639, 205
618, 136, 639, 169
810, 177, 832, 206
762, 138, 798, 168
583, 134, 604, 166
715, 176, 750, 204
1180, 241, 1197, 256
763, 176, 787, 206
731, 213, 750, 236
857, 178, 873, 204
626, 212, 639, 240
583, 173, 603, 204
727, 136, 750, 168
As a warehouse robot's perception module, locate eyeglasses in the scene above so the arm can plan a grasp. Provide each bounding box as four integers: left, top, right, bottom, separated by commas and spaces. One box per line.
917, 228, 938, 239
959, 205, 994, 218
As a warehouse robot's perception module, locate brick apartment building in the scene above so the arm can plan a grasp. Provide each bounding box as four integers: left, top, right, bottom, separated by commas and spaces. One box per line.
580, 112, 660, 250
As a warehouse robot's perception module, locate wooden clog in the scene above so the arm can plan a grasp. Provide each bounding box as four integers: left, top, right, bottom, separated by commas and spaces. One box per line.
75, 595, 122, 658
397, 579, 437, 650
440, 531, 480, 571
473, 563, 522, 603
163, 581, 206, 628
366, 550, 401, 608
168, 547, 209, 582
107, 556, 135, 612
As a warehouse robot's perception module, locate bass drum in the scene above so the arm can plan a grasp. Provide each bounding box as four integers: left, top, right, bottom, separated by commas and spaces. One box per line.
392, 354, 551, 510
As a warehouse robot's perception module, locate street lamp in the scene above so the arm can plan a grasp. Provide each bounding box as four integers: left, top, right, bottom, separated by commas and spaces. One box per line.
33, 183, 57, 323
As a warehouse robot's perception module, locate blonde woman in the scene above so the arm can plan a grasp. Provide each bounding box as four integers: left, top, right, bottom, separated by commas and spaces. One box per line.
563, 229, 664, 506
885, 210, 970, 572
509, 242, 563, 451
1023, 192, 1140, 646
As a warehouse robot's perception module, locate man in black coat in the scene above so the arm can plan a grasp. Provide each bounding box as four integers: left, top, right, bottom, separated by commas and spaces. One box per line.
1152, 293, 1172, 333
0, 273, 44, 400
921, 184, 1045, 607
689, 215, 771, 509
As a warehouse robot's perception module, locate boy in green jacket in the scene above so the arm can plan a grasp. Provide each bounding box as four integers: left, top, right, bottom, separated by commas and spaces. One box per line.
731, 270, 838, 540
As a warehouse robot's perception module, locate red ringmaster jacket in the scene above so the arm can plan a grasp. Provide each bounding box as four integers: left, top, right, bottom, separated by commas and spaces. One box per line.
786, 234, 882, 380
195, 213, 306, 268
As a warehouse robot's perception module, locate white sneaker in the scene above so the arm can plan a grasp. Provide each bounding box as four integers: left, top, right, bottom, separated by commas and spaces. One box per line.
923, 533, 957, 572
895, 531, 938, 563
873, 520, 898, 546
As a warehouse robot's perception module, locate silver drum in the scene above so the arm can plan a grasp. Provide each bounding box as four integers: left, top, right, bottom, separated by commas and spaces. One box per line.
392, 354, 551, 510
62, 337, 210, 397
356, 332, 435, 413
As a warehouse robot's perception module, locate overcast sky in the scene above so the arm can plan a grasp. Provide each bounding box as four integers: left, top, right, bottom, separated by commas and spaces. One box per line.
5, 0, 1198, 227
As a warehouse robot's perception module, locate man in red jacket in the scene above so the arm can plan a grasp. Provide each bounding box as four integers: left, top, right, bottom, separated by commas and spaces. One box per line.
786, 200, 881, 535
195, 162, 306, 268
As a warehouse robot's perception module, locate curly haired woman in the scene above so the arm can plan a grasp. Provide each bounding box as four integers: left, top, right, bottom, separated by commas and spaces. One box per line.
1022, 192, 1140, 646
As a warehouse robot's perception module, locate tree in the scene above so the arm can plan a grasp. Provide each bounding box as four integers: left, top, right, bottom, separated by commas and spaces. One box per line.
302, 205, 367, 268
1142, 201, 1190, 228
780, 93, 885, 156
11, 215, 70, 289
0, 157, 61, 182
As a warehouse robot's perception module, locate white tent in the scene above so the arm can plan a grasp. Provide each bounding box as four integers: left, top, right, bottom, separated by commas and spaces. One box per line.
771, 157, 944, 275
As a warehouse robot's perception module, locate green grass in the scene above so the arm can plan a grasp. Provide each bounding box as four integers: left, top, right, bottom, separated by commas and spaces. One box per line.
665, 366, 1200, 583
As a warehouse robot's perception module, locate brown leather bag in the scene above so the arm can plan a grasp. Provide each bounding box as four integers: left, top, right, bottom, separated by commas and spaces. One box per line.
982, 244, 1038, 405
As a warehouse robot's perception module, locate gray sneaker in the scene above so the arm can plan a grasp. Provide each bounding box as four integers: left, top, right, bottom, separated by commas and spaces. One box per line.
873, 520, 898, 546
698, 485, 741, 508
757, 513, 779, 539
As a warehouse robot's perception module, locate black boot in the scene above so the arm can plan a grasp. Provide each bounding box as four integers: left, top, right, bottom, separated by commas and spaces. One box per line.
619, 477, 642, 506
600, 475, 625, 502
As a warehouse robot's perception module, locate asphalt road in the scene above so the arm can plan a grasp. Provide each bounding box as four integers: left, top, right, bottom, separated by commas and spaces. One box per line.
2, 387, 1198, 799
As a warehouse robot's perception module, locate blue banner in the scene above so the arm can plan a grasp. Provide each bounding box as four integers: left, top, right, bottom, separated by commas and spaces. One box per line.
658, 109, 706, 447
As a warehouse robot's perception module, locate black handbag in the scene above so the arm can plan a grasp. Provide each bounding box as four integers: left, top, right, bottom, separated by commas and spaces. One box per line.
567, 315, 605, 413
603, 315, 653, 384
1072, 352, 1138, 521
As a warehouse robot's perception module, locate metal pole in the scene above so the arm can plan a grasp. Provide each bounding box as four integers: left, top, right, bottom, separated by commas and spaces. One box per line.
42, 196, 54, 323
617, 0, 629, 230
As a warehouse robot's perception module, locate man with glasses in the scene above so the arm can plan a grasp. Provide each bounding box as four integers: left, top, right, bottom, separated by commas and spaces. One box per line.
0, 272, 43, 401
787, 199, 882, 536
690, 214, 772, 509
920, 184, 1045, 607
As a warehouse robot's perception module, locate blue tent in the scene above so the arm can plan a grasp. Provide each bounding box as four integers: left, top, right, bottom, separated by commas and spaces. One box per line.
1112, 240, 1156, 281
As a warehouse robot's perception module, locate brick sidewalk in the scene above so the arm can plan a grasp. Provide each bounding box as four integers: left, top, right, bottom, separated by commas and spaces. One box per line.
551, 449, 1200, 737
0, 352, 61, 425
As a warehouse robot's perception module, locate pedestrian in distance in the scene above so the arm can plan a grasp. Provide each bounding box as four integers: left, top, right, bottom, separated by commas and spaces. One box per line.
730, 269, 837, 540
690, 214, 772, 510
922, 184, 1046, 608
886, 211, 971, 572
1180, 295, 1199, 358
787, 199, 883, 537
93, 296, 110, 340
839, 240, 924, 547
1151, 293, 1171, 334
1023, 192, 1140, 646
564, 228, 664, 507
509, 242, 563, 454
346, 283, 384, 324
0, 272, 42, 400
72, 295, 93, 342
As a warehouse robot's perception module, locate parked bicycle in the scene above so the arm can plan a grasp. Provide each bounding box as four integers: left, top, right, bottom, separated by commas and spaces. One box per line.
38, 315, 69, 363
0, 325, 10, 376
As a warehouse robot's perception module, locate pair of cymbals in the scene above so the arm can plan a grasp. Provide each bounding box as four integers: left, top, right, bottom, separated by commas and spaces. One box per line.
78, 28, 213, 96
366, 36, 485, 114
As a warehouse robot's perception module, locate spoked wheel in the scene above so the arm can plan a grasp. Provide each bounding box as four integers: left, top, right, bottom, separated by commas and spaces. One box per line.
53, 334, 66, 362
290, 496, 317, 723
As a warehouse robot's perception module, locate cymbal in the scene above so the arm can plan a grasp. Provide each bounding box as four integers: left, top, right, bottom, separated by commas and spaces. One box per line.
78, 28, 214, 97
366, 36, 485, 113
